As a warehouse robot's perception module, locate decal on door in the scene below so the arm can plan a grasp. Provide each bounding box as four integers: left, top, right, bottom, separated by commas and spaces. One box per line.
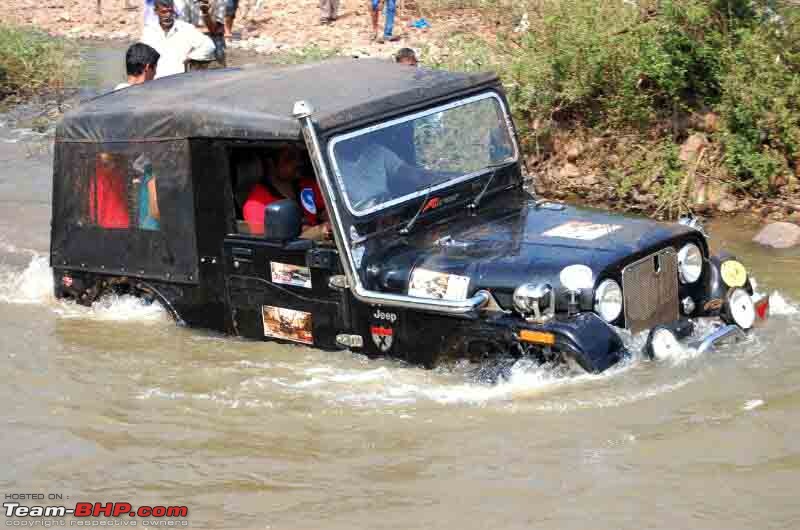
408, 268, 471, 301
262, 305, 313, 345
270, 262, 312, 289
542, 221, 621, 240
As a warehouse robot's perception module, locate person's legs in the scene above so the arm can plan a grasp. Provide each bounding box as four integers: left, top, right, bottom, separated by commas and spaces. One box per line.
319, 0, 331, 23
369, 0, 381, 38
330, 0, 339, 21
224, 0, 238, 37
383, 0, 396, 39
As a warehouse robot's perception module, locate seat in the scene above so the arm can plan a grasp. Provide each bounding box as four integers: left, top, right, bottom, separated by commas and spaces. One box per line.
233, 154, 264, 216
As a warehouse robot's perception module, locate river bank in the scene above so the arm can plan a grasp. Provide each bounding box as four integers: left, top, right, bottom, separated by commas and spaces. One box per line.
7, 0, 482, 60
6, 0, 800, 227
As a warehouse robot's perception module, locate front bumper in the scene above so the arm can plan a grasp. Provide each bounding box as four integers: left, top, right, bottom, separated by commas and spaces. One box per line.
514, 292, 770, 372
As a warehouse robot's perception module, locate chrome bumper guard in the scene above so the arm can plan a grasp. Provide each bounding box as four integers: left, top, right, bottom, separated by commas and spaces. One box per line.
692, 324, 746, 354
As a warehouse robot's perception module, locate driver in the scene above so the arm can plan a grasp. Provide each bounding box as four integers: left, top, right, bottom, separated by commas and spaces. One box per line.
337, 140, 404, 210
243, 146, 331, 240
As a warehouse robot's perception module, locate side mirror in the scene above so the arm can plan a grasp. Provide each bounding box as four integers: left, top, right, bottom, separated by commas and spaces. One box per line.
264, 199, 302, 242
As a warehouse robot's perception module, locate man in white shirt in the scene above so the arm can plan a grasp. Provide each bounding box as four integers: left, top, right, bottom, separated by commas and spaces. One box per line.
174, 0, 226, 66
141, 0, 216, 78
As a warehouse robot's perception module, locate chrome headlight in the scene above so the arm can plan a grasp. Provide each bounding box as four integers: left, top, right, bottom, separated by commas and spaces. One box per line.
513, 283, 553, 318
726, 288, 755, 330
678, 243, 703, 284
594, 279, 623, 322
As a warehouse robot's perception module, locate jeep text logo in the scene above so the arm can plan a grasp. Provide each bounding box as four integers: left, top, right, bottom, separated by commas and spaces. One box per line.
373, 309, 397, 323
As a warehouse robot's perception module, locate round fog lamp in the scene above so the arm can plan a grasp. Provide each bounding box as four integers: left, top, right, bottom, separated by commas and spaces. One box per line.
594, 279, 622, 322
678, 243, 703, 284
726, 288, 755, 330
646, 326, 681, 360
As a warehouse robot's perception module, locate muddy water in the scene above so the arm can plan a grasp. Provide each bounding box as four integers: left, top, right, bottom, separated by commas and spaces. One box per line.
2, 46, 800, 530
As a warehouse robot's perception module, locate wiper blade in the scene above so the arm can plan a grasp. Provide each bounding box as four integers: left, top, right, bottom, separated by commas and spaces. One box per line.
399, 175, 454, 235
468, 161, 513, 213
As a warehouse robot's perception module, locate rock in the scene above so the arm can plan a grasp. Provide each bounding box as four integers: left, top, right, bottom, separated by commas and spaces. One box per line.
639, 174, 658, 193
581, 174, 599, 186
560, 163, 581, 179
769, 172, 788, 190
566, 141, 583, 162
632, 190, 652, 204
680, 133, 708, 163
753, 222, 800, 249
718, 198, 739, 213
788, 211, 800, 224
703, 112, 720, 133
693, 179, 728, 207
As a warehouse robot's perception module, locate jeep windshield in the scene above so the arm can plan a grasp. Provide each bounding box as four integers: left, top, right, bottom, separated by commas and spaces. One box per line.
329, 92, 517, 216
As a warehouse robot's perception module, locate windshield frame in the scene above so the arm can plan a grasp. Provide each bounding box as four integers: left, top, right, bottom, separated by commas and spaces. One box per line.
327, 91, 519, 218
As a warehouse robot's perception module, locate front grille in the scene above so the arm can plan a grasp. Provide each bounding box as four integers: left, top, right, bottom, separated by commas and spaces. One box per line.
621, 248, 679, 334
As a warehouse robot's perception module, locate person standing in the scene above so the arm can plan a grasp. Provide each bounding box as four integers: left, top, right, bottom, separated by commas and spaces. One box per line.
144, 0, 157, 26
114, 43, 161, 90
225, 0, 239, 37
174, 0, 227, 67
319, 0, 338, 25
369, 0, 399, 43
141, 0, 216, 77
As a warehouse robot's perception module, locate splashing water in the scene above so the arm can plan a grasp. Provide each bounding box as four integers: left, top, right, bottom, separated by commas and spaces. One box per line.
769, 291, 798, 316
0, 256, 166, 322
0, 256, 53, 304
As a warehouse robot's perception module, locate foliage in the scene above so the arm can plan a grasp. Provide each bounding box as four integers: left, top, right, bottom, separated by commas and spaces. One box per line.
0, 24, 74, 101
268, 44, 342, 66
426, 0, 800, 194
717, 20, 800, 191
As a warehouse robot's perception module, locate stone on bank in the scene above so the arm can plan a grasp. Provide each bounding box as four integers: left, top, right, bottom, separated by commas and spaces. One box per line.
753, 222, 800, 249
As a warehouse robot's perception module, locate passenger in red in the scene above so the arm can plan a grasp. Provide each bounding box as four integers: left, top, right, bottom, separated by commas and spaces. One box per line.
243, 146, 330, 240
89, 153, 130, 229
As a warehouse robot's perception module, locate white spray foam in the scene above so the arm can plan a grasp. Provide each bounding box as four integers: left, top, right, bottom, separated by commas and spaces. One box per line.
278, 358, 631, 407
0, 256, 53, 304
743, 399, 765, 411
769, 291, 798, 316
0, 257, 166, 323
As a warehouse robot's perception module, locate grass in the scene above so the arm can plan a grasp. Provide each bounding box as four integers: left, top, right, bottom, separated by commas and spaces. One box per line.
0, 24, 76, 102
416, 0, 800, 215
267, 44, 342, 66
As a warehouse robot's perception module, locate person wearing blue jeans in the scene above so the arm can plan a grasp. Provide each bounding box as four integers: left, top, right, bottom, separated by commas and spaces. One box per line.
370, 0, 398, 43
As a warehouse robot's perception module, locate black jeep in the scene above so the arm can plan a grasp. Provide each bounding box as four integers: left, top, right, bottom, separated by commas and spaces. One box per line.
50, 59, 768, 372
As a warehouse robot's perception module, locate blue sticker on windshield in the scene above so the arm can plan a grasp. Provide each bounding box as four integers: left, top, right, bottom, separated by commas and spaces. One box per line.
300, 188, 317, 215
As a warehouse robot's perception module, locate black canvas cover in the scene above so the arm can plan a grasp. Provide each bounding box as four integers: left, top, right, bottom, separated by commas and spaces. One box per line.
56, 59, 500, 142
51, 140, 199, 283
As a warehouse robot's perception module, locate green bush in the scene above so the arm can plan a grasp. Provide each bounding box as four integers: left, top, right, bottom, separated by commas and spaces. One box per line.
717, 22, 800, 191
426, 0, 800, 194
0, 24, 74, 101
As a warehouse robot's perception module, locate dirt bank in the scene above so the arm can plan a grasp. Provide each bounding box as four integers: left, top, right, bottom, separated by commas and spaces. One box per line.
7, 0, 492, 59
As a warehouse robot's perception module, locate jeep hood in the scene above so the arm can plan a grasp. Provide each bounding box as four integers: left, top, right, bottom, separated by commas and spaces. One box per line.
363, 194, 701, 298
